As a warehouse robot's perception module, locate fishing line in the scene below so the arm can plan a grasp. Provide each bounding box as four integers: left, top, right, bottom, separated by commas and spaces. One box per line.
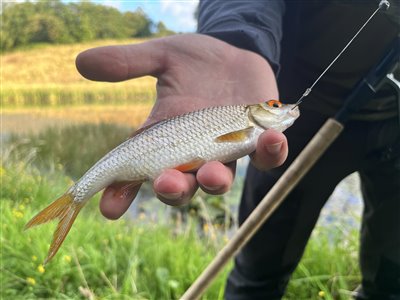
291, 0, 390, 110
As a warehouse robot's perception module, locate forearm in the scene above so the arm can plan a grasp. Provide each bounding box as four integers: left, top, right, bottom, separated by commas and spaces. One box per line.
197, 0, 285, 73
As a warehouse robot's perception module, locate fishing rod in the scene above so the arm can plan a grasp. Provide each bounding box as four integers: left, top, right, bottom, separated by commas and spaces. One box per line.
181, 1, 398, 299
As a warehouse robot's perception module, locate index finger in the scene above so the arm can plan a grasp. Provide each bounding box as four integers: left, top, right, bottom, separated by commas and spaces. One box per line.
75, 40, 166, 82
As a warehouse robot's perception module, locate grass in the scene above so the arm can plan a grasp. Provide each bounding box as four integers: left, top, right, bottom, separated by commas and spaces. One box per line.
1, 83, 156, 107
2, 39, 150, 84
286, 228, 360, 299
0, 159, 230, 300
1, 140, 361, 299
1, 39, 157, 107
1, 158, 361, 300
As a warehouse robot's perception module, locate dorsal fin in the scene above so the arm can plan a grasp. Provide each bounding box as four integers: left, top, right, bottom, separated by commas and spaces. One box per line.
130, 120, 164, 138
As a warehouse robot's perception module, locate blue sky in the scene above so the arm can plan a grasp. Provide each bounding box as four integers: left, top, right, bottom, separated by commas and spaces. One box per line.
93, 0, 199, 32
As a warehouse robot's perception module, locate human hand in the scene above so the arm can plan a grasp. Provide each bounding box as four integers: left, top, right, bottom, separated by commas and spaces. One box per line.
75, 34, 288, 219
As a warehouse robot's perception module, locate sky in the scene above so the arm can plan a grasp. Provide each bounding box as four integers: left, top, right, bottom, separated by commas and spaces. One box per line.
93, 0, 199, 32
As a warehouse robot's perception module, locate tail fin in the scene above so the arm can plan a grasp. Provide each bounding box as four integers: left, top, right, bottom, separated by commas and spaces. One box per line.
25, 193, 84, 264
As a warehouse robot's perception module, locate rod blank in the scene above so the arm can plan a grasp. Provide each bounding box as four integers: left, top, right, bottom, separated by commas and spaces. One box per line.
181, 118, 344, 300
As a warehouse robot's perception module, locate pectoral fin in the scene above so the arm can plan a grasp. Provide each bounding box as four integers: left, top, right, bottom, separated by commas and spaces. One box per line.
113, 181, 143, 199
215, 127, 255, 143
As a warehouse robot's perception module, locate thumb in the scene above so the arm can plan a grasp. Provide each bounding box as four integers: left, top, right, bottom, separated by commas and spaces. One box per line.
75, 39, 166, 82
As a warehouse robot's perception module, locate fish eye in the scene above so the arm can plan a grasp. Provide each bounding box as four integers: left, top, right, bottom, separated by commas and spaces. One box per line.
266, 100, 282, 108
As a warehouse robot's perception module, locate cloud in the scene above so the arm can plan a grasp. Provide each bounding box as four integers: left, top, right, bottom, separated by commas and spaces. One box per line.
160, 0, 198, 30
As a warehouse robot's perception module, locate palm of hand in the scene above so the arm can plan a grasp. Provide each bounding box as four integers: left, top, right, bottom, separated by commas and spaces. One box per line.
76, 34, 287, 219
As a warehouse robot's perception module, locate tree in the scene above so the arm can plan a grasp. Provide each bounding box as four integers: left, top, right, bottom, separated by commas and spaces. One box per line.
155, 21, 175, 37
0, 1, 160, 52
62, 3, 95, 42
124, 9, 152, 37
1, 2, 36, 50
28, 14, 70, 43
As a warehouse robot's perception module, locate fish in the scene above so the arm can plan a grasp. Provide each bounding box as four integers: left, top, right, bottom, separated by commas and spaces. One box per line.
25, 99, 300, 263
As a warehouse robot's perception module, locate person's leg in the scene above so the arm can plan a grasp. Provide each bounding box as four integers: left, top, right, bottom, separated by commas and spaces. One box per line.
356, 118, 400, 300
225, 110, 367, 300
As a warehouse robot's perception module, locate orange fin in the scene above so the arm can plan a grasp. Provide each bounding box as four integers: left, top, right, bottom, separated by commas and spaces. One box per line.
25, 193, 84, 264
215, 127, 254, 143
174, 159, 205, 172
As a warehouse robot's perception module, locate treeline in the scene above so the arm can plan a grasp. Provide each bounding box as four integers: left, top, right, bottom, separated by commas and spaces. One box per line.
1, 1, 175, 52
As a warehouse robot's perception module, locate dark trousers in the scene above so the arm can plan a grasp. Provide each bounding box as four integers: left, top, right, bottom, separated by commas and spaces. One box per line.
225, 108, 400, 300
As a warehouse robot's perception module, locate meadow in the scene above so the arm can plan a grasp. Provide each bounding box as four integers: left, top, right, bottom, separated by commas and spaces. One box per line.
1, 39, 156, 107
1, 40, 362, 299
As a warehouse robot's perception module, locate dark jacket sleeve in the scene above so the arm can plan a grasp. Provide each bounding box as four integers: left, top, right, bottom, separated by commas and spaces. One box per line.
197, 0, 285, 73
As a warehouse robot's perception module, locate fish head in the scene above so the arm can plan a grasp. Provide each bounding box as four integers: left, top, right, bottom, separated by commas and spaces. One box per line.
248, 100, 300, 132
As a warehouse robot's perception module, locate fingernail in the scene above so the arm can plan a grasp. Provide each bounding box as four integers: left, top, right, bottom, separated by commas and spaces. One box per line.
203, 185, 223, 191
266, 142, 283, 155
158, 192, 183, 200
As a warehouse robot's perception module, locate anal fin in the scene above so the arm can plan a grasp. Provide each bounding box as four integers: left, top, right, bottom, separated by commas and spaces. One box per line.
174, 159, 205, 172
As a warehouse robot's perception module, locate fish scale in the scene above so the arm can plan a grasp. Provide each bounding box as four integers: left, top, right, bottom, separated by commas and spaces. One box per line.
77, 105, 251, 199
127, 105, 249, 174
25, 100, 299, 264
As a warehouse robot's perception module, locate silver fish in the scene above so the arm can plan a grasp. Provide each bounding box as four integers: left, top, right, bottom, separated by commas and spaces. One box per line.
26, 100, 299, 263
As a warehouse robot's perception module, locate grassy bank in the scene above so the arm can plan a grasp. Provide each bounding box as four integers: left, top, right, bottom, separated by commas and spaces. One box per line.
1, 142, 361, 299
0, 160, 230, 300
1, 159, 361, 300
1, 39, 156, 107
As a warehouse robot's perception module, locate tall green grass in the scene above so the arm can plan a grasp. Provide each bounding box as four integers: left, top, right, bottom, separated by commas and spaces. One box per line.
1, 153, 361, 299
0, 159, 361, 299
2, 123, 361, 299
285, 227, 360, 299
0, 160, 230, 300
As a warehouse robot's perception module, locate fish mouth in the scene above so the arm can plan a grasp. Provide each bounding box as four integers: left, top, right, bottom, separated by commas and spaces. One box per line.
288, 105, 300, 119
